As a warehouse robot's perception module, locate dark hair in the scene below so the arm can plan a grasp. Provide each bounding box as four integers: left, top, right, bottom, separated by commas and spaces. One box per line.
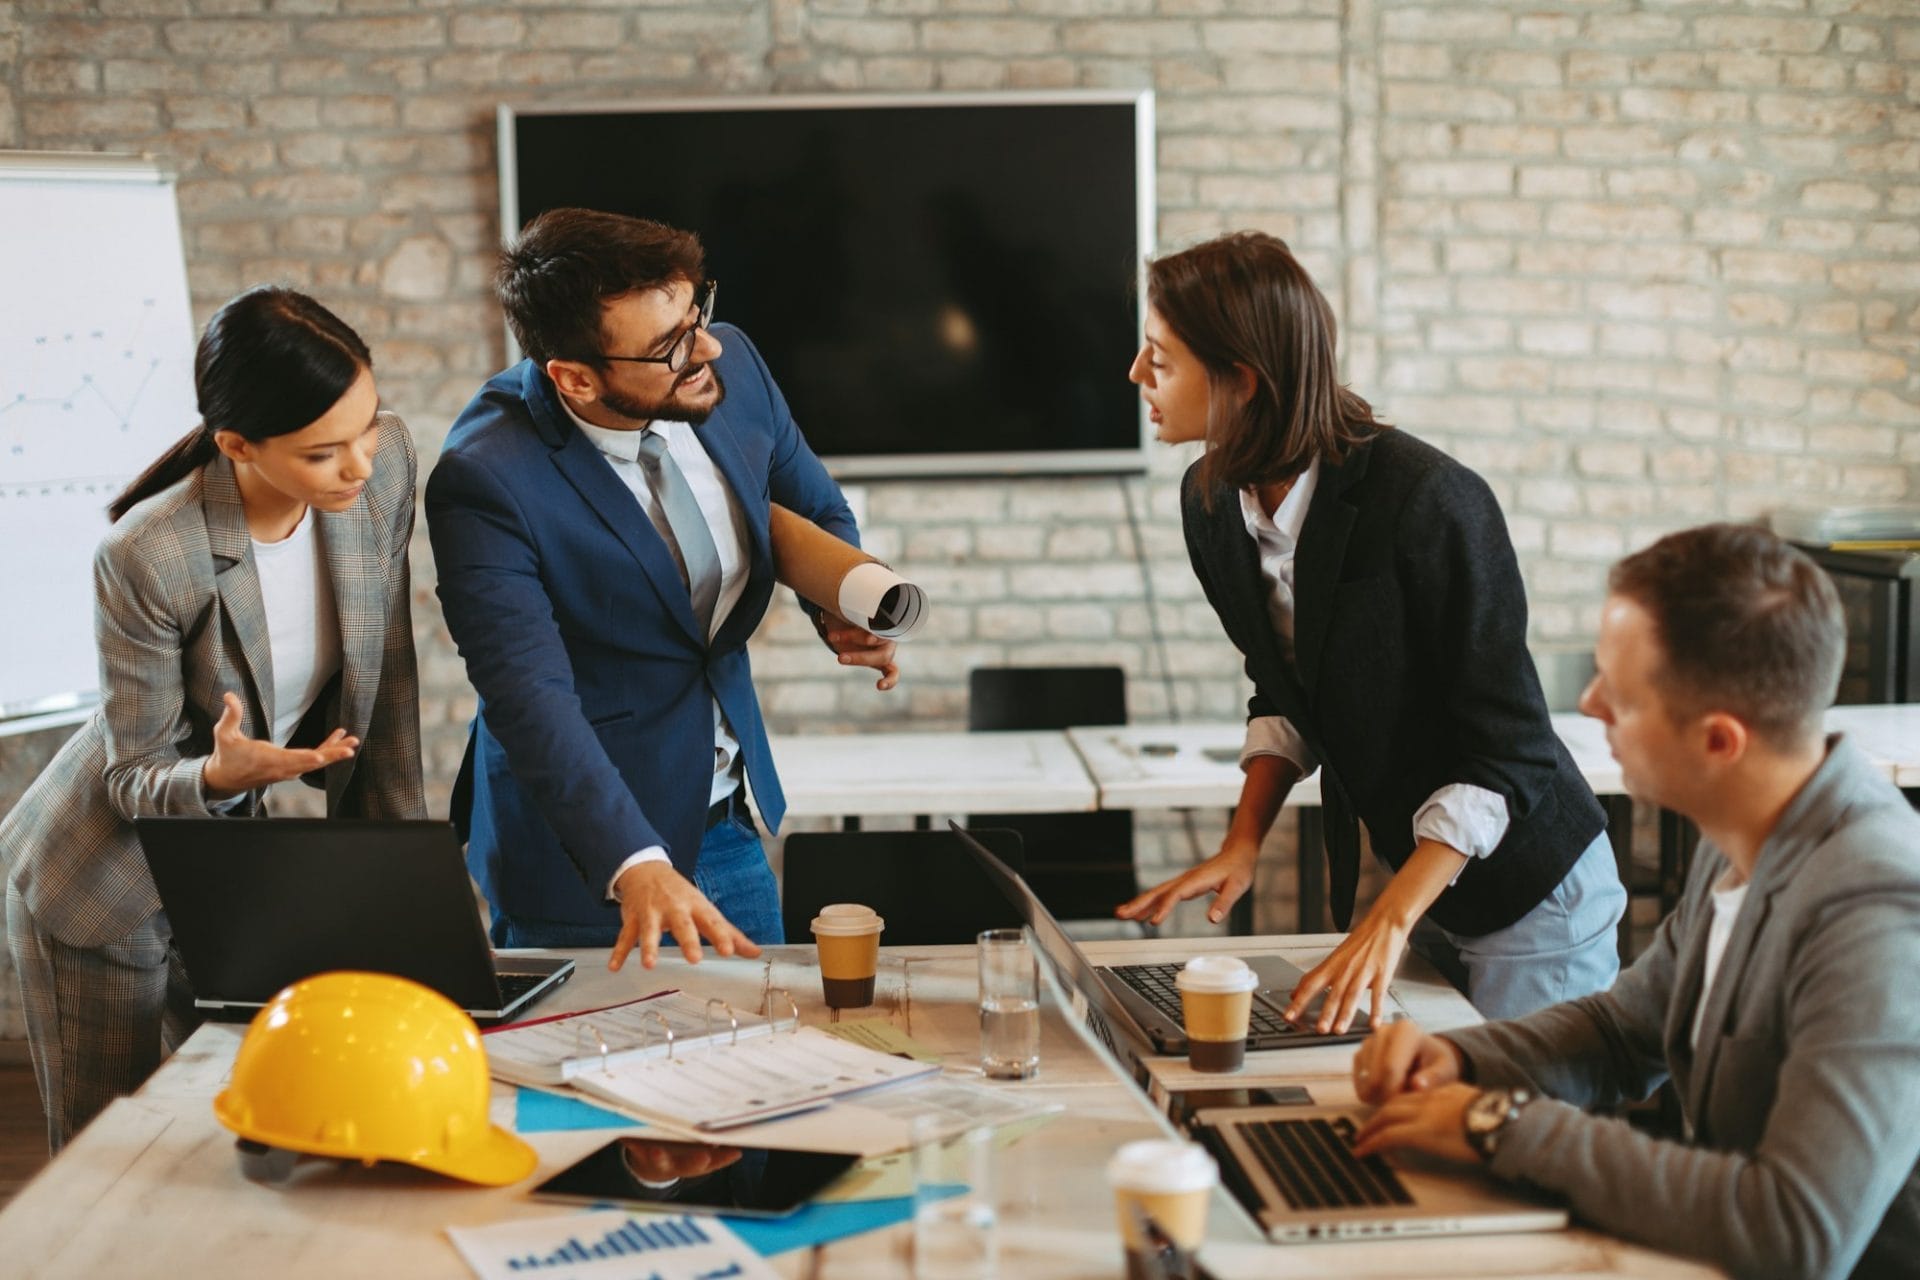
108, 287, 372, 523
495, 208, 705, 368
1146, 231, 1386, 502
1608, 523, 1844, 750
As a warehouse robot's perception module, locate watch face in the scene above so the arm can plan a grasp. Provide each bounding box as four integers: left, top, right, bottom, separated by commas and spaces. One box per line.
1467, 1089, 1510, 1133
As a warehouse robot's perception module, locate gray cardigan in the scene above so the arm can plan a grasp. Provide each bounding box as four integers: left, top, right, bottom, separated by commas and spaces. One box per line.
1446, 737, 1920, 1279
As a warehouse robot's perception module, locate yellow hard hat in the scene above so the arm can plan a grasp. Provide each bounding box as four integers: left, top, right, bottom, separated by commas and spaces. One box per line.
213, 971, 537, 1187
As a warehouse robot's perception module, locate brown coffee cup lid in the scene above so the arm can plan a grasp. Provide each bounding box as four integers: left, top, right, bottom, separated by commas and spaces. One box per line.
1175, 954, 1258, 994
810, 902, 885, 937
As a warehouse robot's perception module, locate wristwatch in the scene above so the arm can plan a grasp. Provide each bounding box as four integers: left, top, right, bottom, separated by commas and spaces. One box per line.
1463, 1087, 1533, 1162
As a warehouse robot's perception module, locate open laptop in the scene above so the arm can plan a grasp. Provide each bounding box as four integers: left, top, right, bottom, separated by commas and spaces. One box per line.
949, 821, 1368, 1057
1191, 1102, 1567, 1242
138, 818, 573, 1026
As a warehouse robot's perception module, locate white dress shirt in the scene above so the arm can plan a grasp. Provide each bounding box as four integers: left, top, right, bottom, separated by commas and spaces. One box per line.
563, 402, 751, 894
1235, 457, 1511, 868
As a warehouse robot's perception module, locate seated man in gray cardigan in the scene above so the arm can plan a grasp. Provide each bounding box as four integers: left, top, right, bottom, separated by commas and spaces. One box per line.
1347, 522, 1920, 1280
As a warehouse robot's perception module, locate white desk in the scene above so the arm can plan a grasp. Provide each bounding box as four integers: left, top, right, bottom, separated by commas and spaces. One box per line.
0, 936, 1718, 1279
770, 729, 1097, 818
1067, 716, 1637, 938
1067, 714, 1625, 810
1827, 703, 1920, 786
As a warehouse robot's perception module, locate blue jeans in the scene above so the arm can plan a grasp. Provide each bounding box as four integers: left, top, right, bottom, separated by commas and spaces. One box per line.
1409, 830, 1626, 1021
492, 811, 785, 949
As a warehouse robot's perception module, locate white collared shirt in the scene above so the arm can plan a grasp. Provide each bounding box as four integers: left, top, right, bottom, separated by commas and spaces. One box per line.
561, 401, 750, 893
251, 507, 342, 748
1234, 457, 1511, 868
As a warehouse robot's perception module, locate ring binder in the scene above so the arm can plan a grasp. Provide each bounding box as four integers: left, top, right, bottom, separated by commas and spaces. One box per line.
764, 988, 799, 1034
643, 1010, 676, 1061
704, 999, 739, 1049
485, 991, 940, 1132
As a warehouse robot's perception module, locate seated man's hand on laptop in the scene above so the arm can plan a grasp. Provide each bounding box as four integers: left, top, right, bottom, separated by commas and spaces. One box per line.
609, 862, 763, 971
1349, 1083, 1480, 1164
1351, 1018, 1466, 1103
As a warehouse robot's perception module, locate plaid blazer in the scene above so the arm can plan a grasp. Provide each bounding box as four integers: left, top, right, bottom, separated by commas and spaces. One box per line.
1, 411, 425, 948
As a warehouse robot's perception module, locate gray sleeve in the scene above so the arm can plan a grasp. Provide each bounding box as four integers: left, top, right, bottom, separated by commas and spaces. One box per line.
1486, 849, 1920, 1280
1442, 847, 1702, 1106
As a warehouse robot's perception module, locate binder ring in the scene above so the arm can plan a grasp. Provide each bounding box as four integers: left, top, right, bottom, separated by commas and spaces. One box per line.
642, 1010, 676, 1061
704, 998, 739, 1049
764, 987, 799, 1035
576, 1020, 613, 1077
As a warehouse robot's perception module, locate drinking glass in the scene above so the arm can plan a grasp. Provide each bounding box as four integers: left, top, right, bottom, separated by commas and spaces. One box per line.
912, 1116, 998, 1280
977, 928, 1040, 1080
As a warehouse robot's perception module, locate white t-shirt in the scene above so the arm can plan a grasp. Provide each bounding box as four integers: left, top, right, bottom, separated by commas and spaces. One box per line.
251, 508, 342, 748
1692, 870, 1752, 1051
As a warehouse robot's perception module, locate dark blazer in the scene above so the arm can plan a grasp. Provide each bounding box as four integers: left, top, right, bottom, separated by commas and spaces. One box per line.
1181, 427, 1603, 936
3, 413, 426, 948
425, 324, 857, 928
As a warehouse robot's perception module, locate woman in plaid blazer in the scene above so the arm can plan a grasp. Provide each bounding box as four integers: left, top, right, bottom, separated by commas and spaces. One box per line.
1, 288, 425, 1150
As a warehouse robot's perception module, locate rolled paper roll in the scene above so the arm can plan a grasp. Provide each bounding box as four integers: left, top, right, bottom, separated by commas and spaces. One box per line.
769, 504, 929, 640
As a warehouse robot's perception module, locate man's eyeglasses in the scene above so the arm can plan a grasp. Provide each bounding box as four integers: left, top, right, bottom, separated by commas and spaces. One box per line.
600, 280, 716, 374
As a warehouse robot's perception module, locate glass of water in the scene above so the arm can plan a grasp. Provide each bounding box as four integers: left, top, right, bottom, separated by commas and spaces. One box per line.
912, 1117, 998, 1280
977, 928, 1040, 1080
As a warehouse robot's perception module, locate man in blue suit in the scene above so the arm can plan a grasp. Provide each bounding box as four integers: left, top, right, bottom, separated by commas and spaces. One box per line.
427, 209, 898, 970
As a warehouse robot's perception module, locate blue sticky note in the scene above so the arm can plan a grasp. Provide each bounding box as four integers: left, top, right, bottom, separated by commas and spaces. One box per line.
725, 1186, 966, 1256
515, 1087, 644, 1133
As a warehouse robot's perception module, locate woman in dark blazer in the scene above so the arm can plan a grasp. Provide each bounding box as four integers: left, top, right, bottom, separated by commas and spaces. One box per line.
1117, 233, 1625, 1031
1, 288, 425, 1150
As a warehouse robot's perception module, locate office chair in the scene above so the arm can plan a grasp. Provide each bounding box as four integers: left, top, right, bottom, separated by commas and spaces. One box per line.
780, 827, 1027, 946
968, 666, 1139, 924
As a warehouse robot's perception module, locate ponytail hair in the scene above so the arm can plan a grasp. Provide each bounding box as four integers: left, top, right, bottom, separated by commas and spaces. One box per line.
108, 287, 373, 523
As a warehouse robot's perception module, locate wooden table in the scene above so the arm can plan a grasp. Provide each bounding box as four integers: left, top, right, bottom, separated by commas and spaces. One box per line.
0, 936, 1720, 1279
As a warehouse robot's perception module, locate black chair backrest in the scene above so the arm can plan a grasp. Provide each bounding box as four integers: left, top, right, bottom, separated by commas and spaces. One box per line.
780, 828, 1027, 946
968, 666, 1126, 732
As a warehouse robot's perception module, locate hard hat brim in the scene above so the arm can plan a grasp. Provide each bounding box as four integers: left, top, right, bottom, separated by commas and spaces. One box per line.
410, 1122, 540, 1188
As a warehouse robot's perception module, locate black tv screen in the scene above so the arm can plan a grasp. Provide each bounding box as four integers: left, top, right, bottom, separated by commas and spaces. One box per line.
500, 92, 1153, 477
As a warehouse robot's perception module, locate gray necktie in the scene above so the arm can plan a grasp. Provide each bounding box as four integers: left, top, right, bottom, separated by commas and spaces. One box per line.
633, 430, 722, 636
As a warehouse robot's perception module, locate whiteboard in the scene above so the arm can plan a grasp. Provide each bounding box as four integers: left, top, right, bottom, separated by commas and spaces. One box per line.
0, 152, 198, 717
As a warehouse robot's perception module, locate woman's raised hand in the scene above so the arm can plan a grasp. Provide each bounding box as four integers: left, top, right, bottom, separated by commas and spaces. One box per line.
202, 691, 357, 799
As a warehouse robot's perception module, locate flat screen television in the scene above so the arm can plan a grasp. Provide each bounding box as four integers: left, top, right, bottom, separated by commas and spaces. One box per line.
498, 91, 1155, 478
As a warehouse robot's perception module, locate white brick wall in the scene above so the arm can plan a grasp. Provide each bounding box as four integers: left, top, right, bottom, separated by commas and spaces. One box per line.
1, 2, 1916, 999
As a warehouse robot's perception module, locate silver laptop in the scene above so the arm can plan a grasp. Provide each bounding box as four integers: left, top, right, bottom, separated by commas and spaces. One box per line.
1194, 1103, 1567, 1242
138, 818, 574, 1026
949, 822, 1368, 1057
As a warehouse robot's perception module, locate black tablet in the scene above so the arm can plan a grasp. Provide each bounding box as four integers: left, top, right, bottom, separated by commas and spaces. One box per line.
530, 1137, 860, 1218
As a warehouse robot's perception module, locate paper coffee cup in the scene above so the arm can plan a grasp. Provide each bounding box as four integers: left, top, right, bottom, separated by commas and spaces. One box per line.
1176, 956, 1258, 1073
1107, 1139, 1217, 1269
810, 903, 884, 1009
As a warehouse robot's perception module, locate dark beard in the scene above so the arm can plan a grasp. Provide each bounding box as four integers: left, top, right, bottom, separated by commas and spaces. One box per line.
599, 364, 727, 426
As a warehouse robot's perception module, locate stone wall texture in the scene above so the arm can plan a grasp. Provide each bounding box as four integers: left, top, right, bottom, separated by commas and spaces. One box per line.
1, 1, 1916, 1021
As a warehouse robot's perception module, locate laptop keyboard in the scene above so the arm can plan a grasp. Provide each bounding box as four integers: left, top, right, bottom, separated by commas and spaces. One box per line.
1107, 962, 1298, 1038
495, 971, 548, 1004
1242, 1117, 1413, 1211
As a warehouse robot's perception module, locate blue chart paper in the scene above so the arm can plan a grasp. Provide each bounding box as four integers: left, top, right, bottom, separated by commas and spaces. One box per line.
447, 1210, 779, 1280
516, 1089, 643, 1133
726, 1186, 965, 1257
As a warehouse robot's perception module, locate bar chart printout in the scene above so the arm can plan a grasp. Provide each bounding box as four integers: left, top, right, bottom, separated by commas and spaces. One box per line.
447, 1211, 779, 1280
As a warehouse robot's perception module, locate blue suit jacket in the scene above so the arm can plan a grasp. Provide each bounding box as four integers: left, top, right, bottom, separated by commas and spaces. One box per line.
425, 324, 856, 926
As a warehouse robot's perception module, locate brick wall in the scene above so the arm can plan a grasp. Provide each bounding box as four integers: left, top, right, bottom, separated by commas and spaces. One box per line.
1, 1, 1915, 993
